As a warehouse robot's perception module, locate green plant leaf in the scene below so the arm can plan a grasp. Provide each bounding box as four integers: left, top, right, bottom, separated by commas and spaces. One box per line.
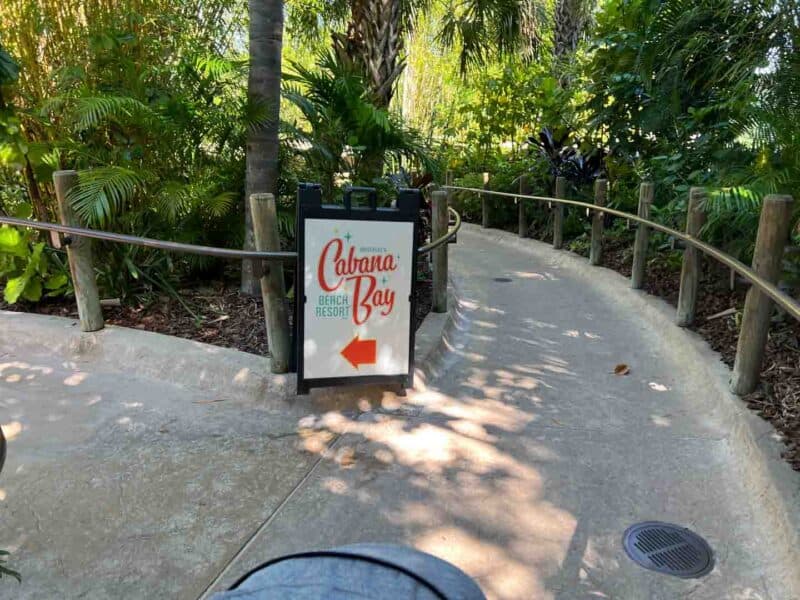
68, 167, 144, 226
4, 274, 29, 304
69, 96, 162, 132
30, 242, 46, 275
21, 278, 42, 302
0, 227, 27, 257
11, 203, 32, 219
0, 44, 19, 85
44, 273, 68, 290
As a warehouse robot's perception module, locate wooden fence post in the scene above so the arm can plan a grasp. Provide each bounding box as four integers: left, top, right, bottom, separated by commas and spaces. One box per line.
482, 172, 490, 228
53, 170, 104, 333
445, 170, 454, 206
676, 187, 707, 326
444, 171, 455, 211
432, 190, 449, 313
590, 179, 607, 265
518, 174, 529, 238
553, 176, 566, 249
730, 195, 794, 395
250, 193, 291, 374
631, 182, 655, 288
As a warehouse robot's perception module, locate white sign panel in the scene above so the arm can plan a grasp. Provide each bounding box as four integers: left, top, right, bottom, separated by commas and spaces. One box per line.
303, 218, 414, 380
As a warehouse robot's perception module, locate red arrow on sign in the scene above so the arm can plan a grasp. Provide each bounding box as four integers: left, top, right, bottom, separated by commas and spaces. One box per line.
341, 335, 377, 369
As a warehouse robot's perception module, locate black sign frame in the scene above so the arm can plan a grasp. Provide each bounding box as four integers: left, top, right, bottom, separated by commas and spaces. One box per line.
295, 184, 421, 395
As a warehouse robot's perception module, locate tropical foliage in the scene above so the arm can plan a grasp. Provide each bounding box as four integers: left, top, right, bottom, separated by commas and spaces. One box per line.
283, 51, 433, 198
0, 1, 250, 301
0, 0, 798, 306
0, 226, 69, 303
415, 0, 799, 265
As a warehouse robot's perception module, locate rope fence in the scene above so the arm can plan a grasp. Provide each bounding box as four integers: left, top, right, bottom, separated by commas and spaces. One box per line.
443, 184, 800, 322
444, 178, 797, 396
0, 172, 461, 375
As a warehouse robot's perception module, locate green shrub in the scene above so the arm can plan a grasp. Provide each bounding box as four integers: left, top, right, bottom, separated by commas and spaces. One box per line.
0, 227, 69, 304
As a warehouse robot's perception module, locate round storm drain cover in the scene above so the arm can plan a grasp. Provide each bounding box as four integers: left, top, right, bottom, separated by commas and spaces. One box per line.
493, 277, 513, 283
623, 522, 714, 578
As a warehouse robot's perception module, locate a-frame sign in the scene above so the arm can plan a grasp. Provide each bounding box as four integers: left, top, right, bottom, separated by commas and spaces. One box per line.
295, 184, 421, 395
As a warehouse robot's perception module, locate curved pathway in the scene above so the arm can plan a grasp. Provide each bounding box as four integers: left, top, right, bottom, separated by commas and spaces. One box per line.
207, 225, 799, 599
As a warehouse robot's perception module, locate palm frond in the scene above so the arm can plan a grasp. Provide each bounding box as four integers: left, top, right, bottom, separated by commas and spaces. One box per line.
68, 96, 163, 132
69, 166, 145, 226
195, 55, 248, 80
204, 191, 236, 217
282, 50, 433, 180
439, 0, 537, 74
155, 181, 237, 223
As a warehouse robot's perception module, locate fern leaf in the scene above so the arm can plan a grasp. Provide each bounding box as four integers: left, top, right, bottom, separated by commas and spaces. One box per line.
68, 167, 145, 226
70, 96, 161, 132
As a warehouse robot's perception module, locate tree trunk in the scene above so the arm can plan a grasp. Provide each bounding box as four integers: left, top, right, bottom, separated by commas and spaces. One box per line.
24, 156, 48, 221
553, 0, 589, 87
336, 0, 404, 109
242, 0, 284, 296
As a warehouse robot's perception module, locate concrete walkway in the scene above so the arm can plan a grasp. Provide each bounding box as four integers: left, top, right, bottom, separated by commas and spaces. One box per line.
1, 224, 798, 599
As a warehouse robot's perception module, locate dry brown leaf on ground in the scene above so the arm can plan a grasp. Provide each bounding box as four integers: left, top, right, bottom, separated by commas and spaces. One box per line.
613, 364, 631, 376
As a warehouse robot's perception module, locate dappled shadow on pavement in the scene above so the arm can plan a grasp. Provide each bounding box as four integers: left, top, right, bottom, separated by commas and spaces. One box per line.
214, 230, 777, 600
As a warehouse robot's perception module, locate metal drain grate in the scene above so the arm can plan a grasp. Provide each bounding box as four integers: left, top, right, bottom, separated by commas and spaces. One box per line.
492, 277, 513, 283
623, 522, 714, 578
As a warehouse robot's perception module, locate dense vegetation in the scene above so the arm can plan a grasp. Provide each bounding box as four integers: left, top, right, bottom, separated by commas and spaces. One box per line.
0, 0, 798, 304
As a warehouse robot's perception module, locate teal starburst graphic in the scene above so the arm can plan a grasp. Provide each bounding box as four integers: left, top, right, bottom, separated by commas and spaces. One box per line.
344, 232, 352, 242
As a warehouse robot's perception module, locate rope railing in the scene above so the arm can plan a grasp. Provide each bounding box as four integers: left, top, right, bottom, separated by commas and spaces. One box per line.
443, 184, 800, 323
2, 166, 464, 379
418, 206, 461, 255
0, 208, 462, 260
0, 215, 296, 261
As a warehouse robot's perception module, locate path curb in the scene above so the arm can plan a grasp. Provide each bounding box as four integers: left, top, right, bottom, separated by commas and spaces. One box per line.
464, 223, 800, 593
0, 287, 458, 406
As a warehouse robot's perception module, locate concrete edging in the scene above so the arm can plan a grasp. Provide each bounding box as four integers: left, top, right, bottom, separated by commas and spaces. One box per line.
0, 310, 289, 401
0, 281, 460, 404
413, 276, 470, 389
462, 222, 800, 592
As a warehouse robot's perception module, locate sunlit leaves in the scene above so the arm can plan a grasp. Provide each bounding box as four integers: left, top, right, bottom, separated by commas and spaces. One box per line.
0, 237, 68, 304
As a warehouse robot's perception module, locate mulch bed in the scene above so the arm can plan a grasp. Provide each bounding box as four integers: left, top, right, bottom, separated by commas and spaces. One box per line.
577, 230, 800, 471
1, 284, 272, 355
1, 274, 434, 357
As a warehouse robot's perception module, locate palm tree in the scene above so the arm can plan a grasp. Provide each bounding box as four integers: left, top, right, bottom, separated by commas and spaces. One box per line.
294, 0, 547, 105
298, 0, 545, 181
441, 0, 590, 79
242, 0, 284, 295
282, 50, 433, 196
440, 0, 545, 73
332, 0, 410, 109
553, 0, 591, 85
